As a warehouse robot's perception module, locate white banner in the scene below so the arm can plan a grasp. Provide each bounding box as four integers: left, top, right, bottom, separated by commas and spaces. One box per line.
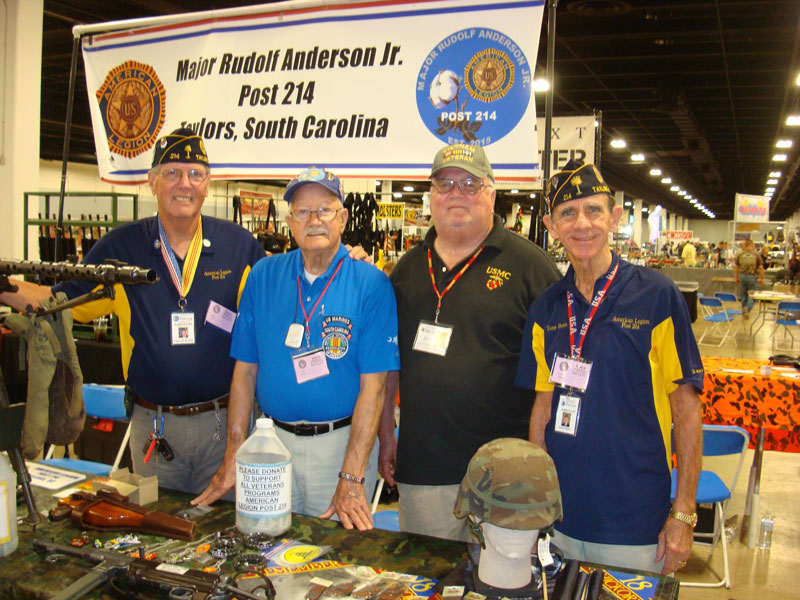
734, 193, 770, 223
83, 0, 544, 184
537, 115, 596, 174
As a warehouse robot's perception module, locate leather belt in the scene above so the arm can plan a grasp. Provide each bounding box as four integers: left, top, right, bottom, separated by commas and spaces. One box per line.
134, 396, 229, 416
271, 416, 352, 436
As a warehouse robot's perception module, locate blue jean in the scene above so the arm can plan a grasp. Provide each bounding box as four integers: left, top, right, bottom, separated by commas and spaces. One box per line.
738, 273, 760, 311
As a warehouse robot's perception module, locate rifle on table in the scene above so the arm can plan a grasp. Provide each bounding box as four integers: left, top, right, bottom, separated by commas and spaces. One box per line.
33, 539, 270, 600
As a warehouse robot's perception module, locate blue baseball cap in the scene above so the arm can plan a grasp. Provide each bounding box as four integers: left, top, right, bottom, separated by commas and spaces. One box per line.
284, 167, 344, 203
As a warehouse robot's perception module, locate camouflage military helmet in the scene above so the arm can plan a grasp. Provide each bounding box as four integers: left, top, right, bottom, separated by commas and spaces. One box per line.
454, 438, 562, 531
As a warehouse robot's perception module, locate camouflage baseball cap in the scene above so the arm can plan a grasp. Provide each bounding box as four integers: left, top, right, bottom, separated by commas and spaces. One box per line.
454, 438, 562, 531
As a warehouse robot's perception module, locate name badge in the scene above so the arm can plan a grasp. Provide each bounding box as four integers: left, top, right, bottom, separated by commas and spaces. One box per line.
204, 300, 237, 333
292, 348, 329, 384
171, 312, 196, 346
554, 393, 581, 436
412, 320, 453, 356
549, 353, 592, 392
285, 323, 305, 348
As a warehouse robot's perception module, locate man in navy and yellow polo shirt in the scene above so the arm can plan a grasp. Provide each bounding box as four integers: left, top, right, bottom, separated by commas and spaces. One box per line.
516, 159, 703, 574
193, 167, 399, 530
0, 128, 266, 495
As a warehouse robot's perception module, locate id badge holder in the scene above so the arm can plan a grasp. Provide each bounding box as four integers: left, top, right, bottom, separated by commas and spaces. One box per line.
553, 392, 582, 436
412, 320, 454, 356
291, 347, 329, 384
548, 353, 592, 392
171, 312, 196, 345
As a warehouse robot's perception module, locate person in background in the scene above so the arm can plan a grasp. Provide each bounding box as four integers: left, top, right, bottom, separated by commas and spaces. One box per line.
681, 241, 697, 266
733, 239, 765, 319
517, 159, 703, 574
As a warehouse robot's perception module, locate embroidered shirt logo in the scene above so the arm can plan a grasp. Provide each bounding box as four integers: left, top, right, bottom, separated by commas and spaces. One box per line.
485, 265, 511, 290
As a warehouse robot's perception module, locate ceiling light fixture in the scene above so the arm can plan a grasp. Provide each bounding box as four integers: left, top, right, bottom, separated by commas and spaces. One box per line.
533, 78, 550, 92
765, 187, 775, 193
661, 178, 672, 184
393, 192, 402, 198
649, 168, 662, 176
678, 190, 686, 196
773, 154, 788, 161
670, 185, 679, 191
776, 140, 793, 148
510, 189, 519, 194
631, 153, 645, 162
766, 179, 778, 185
769, 171, 782, 177
610, 139, 626, 149
403, 185, 414, 192
786, 115, 800, 126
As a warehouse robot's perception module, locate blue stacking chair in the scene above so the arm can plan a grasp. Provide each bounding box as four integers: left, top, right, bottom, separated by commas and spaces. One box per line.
371, 426, 400, 531
671, 425, 749, 589
770, 300, 800, 350
39, 384, 130, 476
697, 296, 735, 346
713, 292, 743, 318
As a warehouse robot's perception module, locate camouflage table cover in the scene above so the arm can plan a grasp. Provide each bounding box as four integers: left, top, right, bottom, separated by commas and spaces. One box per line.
0, 485, 679, 599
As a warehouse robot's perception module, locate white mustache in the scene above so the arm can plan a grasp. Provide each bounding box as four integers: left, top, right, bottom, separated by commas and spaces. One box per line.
306, 227, 328, 235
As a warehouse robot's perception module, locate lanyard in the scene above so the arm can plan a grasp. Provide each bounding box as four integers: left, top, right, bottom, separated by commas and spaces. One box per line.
297, 257, 345, 346
427, 246, 484, 323
158, 216, 204, 310
566, 260, 619, 359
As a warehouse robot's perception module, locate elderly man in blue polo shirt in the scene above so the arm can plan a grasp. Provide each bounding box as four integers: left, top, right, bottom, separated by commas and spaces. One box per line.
516, 159, 703, 574
194, 167, 399, 530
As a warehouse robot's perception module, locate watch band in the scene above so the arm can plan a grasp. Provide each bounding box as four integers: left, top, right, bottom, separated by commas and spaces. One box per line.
669, 509, 698, 528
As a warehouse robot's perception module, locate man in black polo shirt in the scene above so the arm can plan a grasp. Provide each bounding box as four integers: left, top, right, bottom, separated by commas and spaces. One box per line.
378, 143, 561, 541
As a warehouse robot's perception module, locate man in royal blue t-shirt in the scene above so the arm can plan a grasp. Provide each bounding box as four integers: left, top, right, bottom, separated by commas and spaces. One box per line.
194, 167, 399, 530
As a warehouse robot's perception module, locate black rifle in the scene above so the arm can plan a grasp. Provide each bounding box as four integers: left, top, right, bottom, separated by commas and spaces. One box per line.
33, 539, 269, 600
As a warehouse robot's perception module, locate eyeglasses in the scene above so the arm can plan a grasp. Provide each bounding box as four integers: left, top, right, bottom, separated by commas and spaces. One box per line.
159, 167, 209, 184
290, 207, 341, 222
430, 177, 491, 196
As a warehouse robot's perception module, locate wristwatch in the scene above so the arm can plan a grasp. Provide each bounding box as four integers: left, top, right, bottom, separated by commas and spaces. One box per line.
669, 509, 698, 528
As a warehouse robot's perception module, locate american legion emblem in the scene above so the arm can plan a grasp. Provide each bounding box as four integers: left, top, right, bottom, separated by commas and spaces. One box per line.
96, 60, 166, 158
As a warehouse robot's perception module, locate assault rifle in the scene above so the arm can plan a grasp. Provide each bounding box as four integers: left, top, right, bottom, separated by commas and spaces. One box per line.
33, 539, 269, 600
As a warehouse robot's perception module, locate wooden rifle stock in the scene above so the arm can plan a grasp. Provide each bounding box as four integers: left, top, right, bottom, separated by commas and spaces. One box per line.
49, 489, 196, 540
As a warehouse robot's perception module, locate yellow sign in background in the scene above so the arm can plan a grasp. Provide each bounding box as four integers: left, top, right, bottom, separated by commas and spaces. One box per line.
377, 202, 405, 219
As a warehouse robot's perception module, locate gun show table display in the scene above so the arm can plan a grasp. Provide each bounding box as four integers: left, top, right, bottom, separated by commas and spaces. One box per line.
701, 356, 800, 453
0, 476, 681, 600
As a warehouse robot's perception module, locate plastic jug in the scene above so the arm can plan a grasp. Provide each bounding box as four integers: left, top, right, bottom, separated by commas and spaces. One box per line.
235, 417, 292, 536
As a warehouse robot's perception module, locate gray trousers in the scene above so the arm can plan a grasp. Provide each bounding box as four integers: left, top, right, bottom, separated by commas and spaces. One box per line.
130, 403, 228, 496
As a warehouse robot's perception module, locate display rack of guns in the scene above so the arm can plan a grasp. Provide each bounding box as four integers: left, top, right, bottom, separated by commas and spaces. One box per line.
0, 258, 156, 317
33, 539, 269, 600
0, 259, 156, 520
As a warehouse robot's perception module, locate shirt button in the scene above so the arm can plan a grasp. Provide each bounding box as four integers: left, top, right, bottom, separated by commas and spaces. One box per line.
306, 297, 311, 302
441, 266, 446, 272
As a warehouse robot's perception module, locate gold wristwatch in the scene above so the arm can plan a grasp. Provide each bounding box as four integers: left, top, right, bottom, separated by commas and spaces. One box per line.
669, 509, 698, 528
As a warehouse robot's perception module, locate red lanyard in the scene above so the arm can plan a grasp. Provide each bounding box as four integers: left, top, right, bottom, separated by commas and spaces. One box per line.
427, 246, 484, 323
297, 258, 344, 345
566, 261, 619, 359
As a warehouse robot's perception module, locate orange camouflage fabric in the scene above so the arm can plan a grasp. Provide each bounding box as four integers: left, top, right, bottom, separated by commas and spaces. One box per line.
701, 356, 800, 453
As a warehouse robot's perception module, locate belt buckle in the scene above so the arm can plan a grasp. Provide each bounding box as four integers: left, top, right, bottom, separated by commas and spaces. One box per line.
294, 423, 326, 436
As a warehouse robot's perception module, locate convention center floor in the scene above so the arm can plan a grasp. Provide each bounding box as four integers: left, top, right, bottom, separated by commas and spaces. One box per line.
373, 302, 800, 598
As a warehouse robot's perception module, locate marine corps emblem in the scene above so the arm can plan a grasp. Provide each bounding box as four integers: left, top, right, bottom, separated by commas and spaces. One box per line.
486, 274, 504, 290
465, 49, 515, 102
96, 61, 166, 158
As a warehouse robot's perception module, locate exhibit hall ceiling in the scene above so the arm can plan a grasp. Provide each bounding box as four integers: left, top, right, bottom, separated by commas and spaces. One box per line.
40, 1, 800, 220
